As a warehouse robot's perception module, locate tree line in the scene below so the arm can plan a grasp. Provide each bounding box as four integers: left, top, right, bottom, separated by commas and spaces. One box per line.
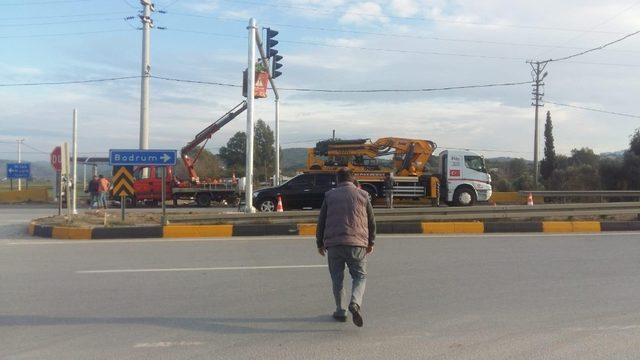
174, 119, 276, 182
490, 111, 640, 191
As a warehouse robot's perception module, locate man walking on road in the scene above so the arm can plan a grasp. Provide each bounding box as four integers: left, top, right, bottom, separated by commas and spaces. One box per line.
316, 167, 376, 327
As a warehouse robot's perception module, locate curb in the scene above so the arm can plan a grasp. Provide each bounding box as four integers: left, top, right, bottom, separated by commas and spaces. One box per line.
27, 220, 640, 240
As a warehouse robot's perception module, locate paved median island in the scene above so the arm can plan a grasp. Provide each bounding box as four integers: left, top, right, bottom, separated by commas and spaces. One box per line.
27, 220, 640, 240
27, 202, 640, 240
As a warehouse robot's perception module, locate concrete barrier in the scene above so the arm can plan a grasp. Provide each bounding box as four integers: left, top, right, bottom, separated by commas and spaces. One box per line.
28, 220, 634, 240
0, 188, 50, 204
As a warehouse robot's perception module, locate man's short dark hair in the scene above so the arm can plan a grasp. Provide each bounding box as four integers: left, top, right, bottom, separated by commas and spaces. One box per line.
337, 167, 354, 183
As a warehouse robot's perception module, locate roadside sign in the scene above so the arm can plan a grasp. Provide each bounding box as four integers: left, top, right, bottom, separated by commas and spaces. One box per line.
109, 149, 177, 166
50, 146, 61, 171
7, 163, 30, 179
112, 166, 135, 197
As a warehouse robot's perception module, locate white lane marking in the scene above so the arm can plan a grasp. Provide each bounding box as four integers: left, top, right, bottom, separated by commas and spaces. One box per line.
77, 264, 327, 274
568, 324, 640, 332
9, 231, 640, 246
134, 341, 203, 348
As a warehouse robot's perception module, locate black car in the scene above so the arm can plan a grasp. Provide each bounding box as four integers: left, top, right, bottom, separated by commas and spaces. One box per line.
252, 172, 338, 212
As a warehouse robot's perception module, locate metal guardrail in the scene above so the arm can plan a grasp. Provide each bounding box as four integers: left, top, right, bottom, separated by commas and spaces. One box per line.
165, 202, 640, 225
519, 190, 640, 200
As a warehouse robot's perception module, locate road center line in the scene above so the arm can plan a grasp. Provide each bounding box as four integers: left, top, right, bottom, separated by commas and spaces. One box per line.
77, 264, 327, 274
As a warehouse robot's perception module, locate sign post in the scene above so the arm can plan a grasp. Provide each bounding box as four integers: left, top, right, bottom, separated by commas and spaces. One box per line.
161, 166, 167, 225
111, 166, 135, 222
7, 163, 31, 180
109, 149, 177, 222
61, 143, 71, 218
50, 146, 62, 214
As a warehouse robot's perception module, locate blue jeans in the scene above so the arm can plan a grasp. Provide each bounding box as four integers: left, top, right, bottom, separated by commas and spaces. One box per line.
327, 245, 367, 314
98, 192, 108, 208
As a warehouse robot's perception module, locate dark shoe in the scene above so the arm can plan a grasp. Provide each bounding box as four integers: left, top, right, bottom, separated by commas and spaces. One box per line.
349, 303, 363, 327
332, 311, 347, 322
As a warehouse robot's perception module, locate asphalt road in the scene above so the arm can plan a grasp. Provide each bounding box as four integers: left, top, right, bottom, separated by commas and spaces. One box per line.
2, 206, 640, 359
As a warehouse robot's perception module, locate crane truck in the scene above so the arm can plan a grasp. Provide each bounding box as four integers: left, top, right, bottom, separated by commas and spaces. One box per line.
306, 137, 492, 206
128, 101, 247, 207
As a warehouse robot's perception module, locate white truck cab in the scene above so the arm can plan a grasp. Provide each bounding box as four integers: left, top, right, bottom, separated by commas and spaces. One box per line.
439, 150, 492, 206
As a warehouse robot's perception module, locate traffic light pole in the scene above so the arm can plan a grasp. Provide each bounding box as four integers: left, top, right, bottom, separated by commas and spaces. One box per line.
245, 18, 257, 213
254, 28, 281, 187
275, 98, 280, 185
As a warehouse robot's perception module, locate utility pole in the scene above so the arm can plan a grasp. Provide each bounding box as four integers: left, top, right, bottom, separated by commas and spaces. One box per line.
528, 60, 548, 190
16, 139, 24, 191
139, 0, 153, 161
274, 98, 280, 185
71, 109, 78, 215
245, 18, 257, 213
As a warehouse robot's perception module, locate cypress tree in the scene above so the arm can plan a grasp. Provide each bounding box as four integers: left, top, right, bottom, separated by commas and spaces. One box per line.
540, 111, 557, 181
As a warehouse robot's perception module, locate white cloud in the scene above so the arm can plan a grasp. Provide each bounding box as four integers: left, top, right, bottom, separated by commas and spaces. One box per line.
182, 0, 218, 13
340, 2, 389, 25
389, 0, 419, 17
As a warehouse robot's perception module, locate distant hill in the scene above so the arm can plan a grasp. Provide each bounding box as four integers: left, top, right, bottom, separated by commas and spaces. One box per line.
281, 148, 308, 174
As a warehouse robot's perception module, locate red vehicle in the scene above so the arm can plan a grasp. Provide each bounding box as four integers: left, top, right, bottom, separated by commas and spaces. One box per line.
129, 101, 247, 207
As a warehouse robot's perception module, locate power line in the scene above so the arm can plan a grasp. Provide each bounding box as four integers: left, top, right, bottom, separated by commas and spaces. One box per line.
0, 18, 125, 28
0, 12, 129, 21
163, 28, 640, 66
217, 0, 626, 34
150, 75, 241, 87
536, 0, 640, 59
152, 75, 532, 93
0, 29, 134, 39
548, 29, 640, 62
547, 101, 640, 119
0, 0, 96, 6
21, 142, 48, 154
166, 28, 525, 62
278, 81, 533, 93
166, 11, 640, 54
0, 76, 139, 87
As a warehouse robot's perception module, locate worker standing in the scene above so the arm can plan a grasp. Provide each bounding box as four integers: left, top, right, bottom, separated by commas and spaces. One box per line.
97, 175, 110, 209
384, 173, 394, 209
316, 167, 376, 327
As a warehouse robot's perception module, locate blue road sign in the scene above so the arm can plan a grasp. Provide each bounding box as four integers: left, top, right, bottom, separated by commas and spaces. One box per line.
7, 163, 31, 179
109, 149, 177, 166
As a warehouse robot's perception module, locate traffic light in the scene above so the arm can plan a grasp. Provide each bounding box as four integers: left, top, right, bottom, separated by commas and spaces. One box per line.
266, 28, 279, 57
272, 54, 283, 79
266, 28, 283, 79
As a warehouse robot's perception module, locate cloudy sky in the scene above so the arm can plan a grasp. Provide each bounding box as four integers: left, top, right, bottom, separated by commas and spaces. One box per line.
1, 0, 640, 162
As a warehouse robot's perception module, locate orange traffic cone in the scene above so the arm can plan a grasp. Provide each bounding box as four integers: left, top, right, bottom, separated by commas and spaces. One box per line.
276, 195, 284, 212
527, 192, 534, 206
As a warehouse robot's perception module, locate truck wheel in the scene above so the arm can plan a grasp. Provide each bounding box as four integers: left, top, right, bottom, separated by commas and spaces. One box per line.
172, 198, 178, 207
195, 193, 211, 207
128, 197, 137, 208
257, 198, 276, 212
454, 187, 476, 206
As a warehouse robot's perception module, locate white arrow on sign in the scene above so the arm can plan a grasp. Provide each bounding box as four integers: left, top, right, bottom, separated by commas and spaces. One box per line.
161, 153, 171, 163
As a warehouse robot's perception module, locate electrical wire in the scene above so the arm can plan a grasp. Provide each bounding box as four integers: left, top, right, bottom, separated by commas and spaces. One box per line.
535, 0, 640, 59
22, 142, 48, 154
0, 18, 128, 28
0, 12, 129, 21
0, 76, 139, 87
150, 75, 241, 88
0, 0, 95, 5
166, 11, 640, 54
547, 101, 640, 119
217, 0, 626, 34
0, 29, 134, 39
547, 29, 640, 62
0, 74, 532, 93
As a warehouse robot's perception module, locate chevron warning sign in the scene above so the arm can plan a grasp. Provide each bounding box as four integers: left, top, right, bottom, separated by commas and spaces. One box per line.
112, 166, 135, 197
